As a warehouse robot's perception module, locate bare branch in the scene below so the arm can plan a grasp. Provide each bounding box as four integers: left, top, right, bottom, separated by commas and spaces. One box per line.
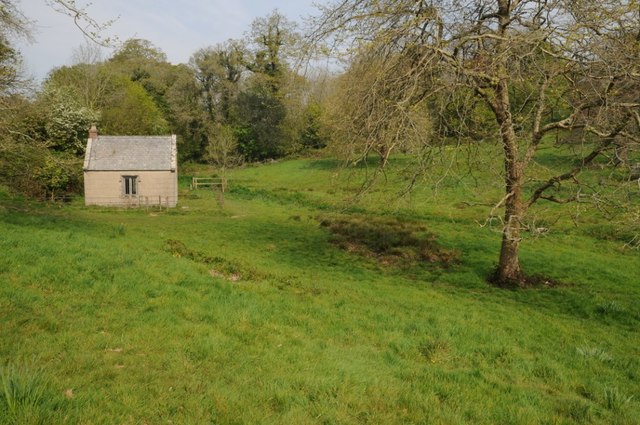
45, 0, 119, 46
538, 195, 579, 204
527, 118, 631, 207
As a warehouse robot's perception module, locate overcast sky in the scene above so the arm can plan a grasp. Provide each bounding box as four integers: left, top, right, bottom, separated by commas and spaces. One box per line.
16, 0, 321, 81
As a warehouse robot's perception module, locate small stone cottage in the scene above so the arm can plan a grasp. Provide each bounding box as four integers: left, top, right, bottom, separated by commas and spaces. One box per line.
83, 126, 178, 207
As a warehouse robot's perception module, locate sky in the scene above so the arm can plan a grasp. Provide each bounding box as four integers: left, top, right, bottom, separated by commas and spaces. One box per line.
16, 0, 322, 81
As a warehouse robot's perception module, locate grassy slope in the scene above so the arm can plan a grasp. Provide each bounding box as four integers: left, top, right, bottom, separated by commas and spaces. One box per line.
0, 148, 639, 424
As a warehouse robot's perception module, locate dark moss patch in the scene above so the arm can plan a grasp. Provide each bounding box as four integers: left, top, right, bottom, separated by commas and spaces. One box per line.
318, 214, 459, 266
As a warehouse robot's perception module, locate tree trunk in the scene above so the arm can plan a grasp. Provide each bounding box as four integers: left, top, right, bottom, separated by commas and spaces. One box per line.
496, 189, 524, 284
494, 143, 526, 285
493, 71, 526, 286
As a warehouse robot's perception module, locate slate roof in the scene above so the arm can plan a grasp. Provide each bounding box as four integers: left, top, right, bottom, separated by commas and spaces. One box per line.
84, 135, 177, 171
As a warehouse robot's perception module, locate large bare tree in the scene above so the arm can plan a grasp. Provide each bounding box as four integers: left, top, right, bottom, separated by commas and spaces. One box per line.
310, 0, 640, 286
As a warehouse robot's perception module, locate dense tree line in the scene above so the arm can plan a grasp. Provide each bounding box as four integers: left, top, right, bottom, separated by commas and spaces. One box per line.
0, 5, 327, 199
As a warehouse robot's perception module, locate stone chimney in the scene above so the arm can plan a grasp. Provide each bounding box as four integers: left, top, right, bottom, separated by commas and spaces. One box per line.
89, 124, 98, 141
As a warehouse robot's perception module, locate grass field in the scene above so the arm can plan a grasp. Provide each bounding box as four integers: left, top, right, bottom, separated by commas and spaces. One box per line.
1, 145, 639, 424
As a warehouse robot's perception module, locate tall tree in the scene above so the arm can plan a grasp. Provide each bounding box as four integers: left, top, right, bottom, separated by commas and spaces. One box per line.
108, 38, 173, 114
310, 0, 640, 286
189, 40, 246, 122
235, 76, 287, 160
248, 11, 298, 91
235, 11, 301, 160
165, 63, 208, 161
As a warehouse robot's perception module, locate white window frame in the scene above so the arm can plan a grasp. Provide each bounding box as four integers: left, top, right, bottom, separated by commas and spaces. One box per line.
122, 175, 138, 196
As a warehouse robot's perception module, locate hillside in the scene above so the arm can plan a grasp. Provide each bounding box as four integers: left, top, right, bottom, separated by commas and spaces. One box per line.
0, 154, 639, 424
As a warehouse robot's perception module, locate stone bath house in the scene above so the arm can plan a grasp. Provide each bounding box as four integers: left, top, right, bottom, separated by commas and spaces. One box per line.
83, 126, 178, 207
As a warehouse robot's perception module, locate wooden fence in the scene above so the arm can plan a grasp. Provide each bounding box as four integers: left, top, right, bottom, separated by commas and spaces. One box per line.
191, 177, 228, 192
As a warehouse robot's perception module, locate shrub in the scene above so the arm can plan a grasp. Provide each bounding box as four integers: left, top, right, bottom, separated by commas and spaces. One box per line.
0, 140, 82, 200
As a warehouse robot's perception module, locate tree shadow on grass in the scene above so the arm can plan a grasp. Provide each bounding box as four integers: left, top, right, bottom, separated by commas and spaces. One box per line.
302, 156, 414, 171
257, 218, 639, 329
0, 201, 127, 238
302, 158, 344, 170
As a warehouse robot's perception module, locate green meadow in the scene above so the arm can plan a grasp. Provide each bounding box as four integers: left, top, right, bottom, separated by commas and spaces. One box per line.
1, 147, 639, 424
